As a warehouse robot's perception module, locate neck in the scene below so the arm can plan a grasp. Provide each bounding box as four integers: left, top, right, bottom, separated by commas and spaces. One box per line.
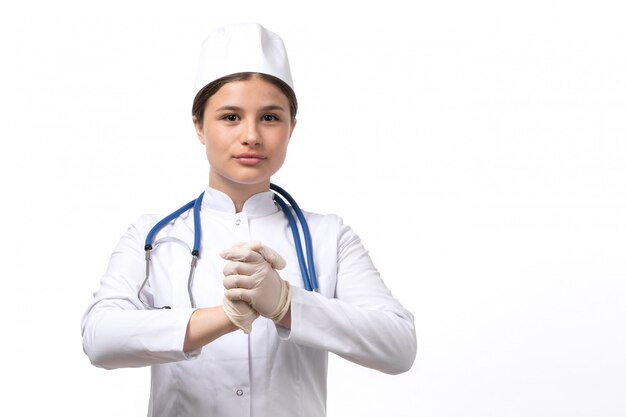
209, 174, 270, 213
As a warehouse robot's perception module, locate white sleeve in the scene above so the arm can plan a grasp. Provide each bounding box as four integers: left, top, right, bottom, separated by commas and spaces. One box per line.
80, 218, 200, 370
276, 219, 417, 375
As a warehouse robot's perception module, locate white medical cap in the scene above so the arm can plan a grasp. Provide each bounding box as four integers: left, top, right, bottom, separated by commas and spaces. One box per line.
193, 23, 294, 97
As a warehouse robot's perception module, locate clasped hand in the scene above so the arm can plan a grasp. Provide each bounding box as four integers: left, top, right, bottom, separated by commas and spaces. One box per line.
220, 241, 291, 333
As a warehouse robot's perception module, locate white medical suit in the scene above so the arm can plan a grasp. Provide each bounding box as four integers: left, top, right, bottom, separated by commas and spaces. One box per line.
81, 187, 417, 417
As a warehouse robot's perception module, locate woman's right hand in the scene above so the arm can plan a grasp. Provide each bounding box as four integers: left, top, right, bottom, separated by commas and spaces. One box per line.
222, 297, 259, 334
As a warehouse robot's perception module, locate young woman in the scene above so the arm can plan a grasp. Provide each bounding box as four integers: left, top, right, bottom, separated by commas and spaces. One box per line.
81, 23, 416, 417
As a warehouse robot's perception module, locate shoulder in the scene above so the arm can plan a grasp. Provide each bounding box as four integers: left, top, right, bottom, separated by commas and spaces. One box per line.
133, 213, 165, 228
124, 211, 192, 241
300, 210, 360, 247
301, 210, 344, 231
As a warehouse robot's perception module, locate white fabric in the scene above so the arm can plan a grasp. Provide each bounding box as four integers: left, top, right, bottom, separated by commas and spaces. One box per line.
194, 23, 294, 96
81, 187, 417, 417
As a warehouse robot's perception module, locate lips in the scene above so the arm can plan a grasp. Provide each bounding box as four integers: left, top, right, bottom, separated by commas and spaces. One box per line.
234, 152, 267, 166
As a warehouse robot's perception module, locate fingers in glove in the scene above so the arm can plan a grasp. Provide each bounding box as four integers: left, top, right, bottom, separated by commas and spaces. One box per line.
223, 259, 261, 277
223, 274, 257, 290
239, 241, 286, 269
224, 287, 253, 304
254, 245, 286, 270
220, 246, 265, 263
221, 241, 286, 270
222, 297, 258, 334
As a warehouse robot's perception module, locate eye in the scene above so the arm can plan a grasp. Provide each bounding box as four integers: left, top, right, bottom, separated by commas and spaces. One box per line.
262, 114, 279, 122
222, 114, 239, 122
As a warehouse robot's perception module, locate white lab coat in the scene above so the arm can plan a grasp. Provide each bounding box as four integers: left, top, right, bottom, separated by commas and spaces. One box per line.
81, 187, 416, 417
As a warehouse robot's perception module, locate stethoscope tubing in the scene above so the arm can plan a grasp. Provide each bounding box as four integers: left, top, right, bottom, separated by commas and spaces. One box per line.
270, 183, 318, 291
138, 184, 316, 309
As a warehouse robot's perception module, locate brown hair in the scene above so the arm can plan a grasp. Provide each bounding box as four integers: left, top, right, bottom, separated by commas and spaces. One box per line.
192, 72, 298, 126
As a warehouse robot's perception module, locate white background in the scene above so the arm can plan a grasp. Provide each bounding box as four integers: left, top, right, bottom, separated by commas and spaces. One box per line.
0, 1, 624, 416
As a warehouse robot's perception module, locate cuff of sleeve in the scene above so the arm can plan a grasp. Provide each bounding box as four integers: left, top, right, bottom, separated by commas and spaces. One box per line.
178, 308, 202, 360
275, 286, 308, 341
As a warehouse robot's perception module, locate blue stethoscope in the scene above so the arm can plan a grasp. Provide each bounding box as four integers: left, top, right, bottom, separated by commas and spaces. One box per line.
137, 183, 318, 309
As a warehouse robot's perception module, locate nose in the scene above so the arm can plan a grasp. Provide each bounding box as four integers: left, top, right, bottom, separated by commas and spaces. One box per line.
241, 120, 262, 146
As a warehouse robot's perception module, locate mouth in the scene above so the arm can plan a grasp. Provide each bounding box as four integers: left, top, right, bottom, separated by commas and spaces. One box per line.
233, 153, 267, 166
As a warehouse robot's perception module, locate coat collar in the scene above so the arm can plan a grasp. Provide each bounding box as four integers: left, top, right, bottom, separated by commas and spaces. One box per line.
201, 186, 279, 218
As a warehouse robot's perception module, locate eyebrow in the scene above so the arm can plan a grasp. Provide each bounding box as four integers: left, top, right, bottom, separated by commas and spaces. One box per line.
214, 104, 287, 113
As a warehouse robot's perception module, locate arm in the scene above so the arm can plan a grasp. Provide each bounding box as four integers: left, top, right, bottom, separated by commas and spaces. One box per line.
183, 307, 237, 352
81, 218, 237, 369
277, 220, 417, 375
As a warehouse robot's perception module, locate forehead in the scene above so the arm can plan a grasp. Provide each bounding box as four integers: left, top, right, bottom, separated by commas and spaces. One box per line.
206, 77, 289, 109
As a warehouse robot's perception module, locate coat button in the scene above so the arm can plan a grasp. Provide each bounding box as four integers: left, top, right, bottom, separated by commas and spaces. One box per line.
235, 219, 241, 226
236, 388, 244, 396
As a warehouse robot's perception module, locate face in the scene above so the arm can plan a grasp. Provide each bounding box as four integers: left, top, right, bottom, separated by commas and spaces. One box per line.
193, 76, 296, 197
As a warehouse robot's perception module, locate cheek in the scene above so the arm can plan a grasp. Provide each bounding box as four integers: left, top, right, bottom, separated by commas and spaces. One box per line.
203, 128, 230, 153
205, 140, 227, 165
271, 138, 290, 167
200, 136, 222, 167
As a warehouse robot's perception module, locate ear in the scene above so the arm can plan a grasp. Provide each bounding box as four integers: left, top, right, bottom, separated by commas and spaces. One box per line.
192, 116, 206, 145
289, 118, 297, 138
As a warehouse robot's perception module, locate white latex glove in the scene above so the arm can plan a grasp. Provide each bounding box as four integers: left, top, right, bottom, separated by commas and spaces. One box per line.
220, 241, 291, 322
222, 296, 259, 334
